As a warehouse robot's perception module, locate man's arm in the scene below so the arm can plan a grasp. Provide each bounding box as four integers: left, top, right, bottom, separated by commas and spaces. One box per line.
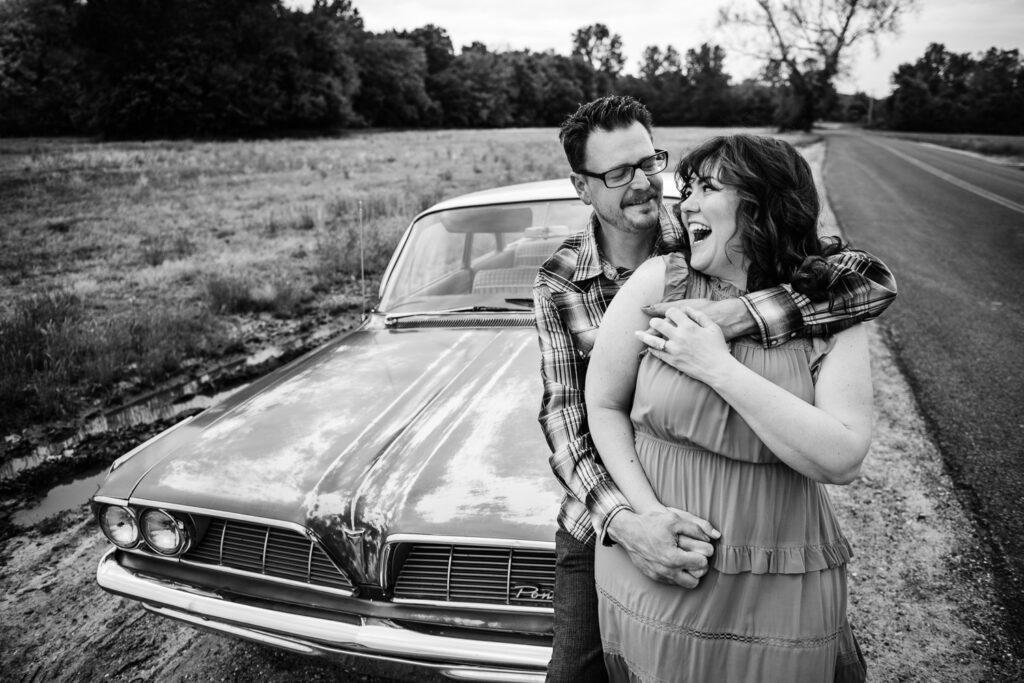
534, 277, 716, 587
743, 248, 897, 346
533, 282, 631, 542
645, 248, 897, 347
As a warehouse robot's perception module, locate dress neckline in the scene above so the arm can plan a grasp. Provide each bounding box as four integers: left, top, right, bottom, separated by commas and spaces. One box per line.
704, 273, 746, 298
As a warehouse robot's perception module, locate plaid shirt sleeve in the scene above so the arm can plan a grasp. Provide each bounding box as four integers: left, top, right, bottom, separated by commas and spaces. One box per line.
740, 248, 898, 347
534, 280, 631, 546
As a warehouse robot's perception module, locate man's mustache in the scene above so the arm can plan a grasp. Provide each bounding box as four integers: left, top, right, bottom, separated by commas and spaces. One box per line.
622, 190, 659, 207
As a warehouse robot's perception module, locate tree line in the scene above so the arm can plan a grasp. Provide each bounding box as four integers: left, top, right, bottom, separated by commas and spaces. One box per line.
1, 0, 1020, 138
885, 43, 1024, 134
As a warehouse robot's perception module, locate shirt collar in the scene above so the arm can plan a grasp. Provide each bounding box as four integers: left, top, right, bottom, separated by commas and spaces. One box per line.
571, 202, 685, 282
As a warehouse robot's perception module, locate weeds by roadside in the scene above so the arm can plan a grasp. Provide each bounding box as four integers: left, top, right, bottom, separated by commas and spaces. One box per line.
874, 130, 1024, 162
0, 289, 227, 429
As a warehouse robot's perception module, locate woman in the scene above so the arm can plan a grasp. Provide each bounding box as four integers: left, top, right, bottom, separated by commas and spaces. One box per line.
585, 135, 872, 682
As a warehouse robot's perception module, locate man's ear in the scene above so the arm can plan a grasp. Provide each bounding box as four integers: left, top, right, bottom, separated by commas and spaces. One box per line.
570, 173, 591, 205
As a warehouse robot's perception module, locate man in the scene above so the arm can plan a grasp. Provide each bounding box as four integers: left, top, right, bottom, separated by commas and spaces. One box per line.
533, 95, 896, 683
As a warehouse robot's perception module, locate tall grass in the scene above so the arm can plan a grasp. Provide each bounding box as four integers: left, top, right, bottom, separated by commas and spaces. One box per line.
0, 288, 227, 427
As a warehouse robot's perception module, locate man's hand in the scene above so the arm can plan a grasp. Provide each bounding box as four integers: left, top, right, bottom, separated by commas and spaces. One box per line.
606, 507, 720, 588
643, 297, 755, 341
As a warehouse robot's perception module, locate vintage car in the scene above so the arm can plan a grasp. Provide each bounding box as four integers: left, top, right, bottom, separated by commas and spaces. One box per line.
91, 176, 679, 681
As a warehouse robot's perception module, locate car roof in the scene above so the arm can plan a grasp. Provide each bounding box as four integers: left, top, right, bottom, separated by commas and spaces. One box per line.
421, 173, 681, 214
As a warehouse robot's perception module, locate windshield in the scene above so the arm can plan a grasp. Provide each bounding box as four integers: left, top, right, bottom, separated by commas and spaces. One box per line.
378, 200, 592, 314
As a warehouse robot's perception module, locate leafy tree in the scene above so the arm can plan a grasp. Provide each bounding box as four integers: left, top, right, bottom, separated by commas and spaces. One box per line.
395, 24, 454, 125
887, 43, 1024, 133
78, 0, 362, 137
729, 79, 778, 125
639, 45, 681, 81
273, 1, 362, 129
970, 48, 1024, 133
685, 43, 732, 124
352, 33, 435, 127
534, 51, 596, 124
430, 43, 514, 127
396, 24, 454, 75
0, 0, 86, 135
623, 45, 688, 126
571, 23, 625, 93
719, 0, 917, 130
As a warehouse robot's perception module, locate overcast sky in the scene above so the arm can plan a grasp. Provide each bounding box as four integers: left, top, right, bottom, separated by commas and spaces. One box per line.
339, 0, 1023, 97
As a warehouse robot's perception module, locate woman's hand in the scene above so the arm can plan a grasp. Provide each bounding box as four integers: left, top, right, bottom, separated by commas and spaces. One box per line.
635, 306, 737, 386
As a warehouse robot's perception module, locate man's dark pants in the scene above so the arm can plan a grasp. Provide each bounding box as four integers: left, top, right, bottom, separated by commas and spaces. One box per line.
546, 528, 608, 683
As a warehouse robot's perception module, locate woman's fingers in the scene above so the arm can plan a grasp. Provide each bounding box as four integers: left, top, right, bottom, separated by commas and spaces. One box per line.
634, 329, 666, 350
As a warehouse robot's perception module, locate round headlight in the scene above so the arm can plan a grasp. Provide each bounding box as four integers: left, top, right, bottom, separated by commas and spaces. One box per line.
99, 505, 139, 548
140, 509, 192, 555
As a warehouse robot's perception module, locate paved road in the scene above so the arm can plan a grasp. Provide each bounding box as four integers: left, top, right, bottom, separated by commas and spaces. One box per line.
823, 130, 1024, 654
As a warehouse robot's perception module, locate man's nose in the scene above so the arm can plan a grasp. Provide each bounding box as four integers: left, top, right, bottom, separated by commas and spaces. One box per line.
627, 166, 651, 189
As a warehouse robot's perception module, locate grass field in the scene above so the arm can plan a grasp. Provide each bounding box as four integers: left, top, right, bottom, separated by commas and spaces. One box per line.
0, 127, 817, 429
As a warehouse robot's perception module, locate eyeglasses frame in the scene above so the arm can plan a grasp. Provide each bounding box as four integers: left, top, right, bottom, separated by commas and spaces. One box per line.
575, 149, 670, 189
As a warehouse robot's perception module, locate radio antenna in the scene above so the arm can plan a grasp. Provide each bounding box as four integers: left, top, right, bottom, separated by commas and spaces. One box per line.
358, 199, 367, 318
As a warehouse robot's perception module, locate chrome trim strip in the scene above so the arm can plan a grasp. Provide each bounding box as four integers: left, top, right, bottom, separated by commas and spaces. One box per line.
148, 605, 544, 682
379, 542, 394, 588
117, 548, 356, 597
390, 597, 551, 615
505, 551, 513, 606
127, 499, 313, 536
93, 495, 130, 507
217, 518, 226, 563
98, 549, 548, 677
385, 534, 555, 551
261, 526, 269, 574
306, 539, 314, 583
445, 545, 454, 603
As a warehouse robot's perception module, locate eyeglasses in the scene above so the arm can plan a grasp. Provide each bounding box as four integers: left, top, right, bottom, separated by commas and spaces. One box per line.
576, 150, 669, 188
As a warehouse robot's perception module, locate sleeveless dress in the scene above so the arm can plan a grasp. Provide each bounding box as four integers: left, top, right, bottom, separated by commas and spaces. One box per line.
595, 254, 866, 682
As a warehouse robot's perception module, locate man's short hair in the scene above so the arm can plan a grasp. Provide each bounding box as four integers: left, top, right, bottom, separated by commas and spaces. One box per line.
558, 95, 654, 173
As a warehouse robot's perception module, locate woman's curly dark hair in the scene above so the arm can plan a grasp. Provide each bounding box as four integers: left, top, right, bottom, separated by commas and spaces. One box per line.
675, 135, 843, 301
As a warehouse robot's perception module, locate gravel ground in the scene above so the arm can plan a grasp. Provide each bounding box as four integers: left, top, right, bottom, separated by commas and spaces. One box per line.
1, 143, 1021, 681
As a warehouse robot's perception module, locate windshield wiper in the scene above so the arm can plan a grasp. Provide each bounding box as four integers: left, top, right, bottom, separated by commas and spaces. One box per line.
385, 303, 533, 322
429, 304, 533, 314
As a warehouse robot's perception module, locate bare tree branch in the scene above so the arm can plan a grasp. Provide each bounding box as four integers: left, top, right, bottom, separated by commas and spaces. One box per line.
720, 0, 917, 129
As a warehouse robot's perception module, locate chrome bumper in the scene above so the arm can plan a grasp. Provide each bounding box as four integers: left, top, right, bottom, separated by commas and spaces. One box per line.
97, 549, 548, 682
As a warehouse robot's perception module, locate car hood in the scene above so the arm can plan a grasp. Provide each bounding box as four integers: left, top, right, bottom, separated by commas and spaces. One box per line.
104, 321, 562, 584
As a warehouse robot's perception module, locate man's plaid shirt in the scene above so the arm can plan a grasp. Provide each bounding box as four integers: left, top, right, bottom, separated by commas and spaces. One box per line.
533, 205, 897, 548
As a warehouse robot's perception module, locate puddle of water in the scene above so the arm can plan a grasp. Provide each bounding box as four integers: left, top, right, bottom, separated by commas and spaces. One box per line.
3, 321, 344, 524
12, 464, 107, 527
1, 382, 247, 481
4, 383, 244, 526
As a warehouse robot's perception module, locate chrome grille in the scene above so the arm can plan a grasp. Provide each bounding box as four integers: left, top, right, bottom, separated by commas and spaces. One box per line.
185, 518, 353, 592
393, 544, 554, 608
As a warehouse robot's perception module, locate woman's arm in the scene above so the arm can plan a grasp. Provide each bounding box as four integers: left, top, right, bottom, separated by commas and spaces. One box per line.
585, 258, 670, 513
645, 308, 873, 484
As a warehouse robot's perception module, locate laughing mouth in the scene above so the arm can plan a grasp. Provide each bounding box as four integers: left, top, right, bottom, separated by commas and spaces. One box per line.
691, 225, 712, 243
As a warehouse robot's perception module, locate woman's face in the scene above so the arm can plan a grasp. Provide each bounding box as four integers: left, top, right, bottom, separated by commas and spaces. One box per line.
678, 166, 747, 287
